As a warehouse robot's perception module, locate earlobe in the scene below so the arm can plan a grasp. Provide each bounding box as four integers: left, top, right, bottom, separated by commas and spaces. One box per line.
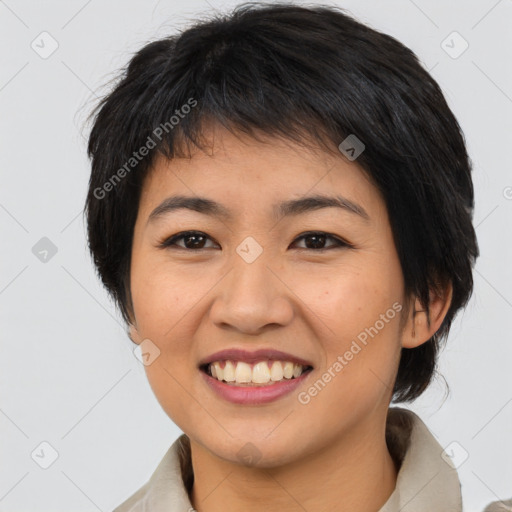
401, 281, 453, 349
128, 323, 141, 345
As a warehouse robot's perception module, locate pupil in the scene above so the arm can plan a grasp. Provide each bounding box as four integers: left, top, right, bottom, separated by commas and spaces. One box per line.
186, 235, 205, 249
307, 234, 325, 249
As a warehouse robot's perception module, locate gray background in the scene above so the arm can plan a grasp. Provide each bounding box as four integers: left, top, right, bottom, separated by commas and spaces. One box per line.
1, 0, 511, 511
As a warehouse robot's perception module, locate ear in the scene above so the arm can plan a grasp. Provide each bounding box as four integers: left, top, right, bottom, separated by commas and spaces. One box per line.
401, 280, 453, 349
127, 323, 142, 345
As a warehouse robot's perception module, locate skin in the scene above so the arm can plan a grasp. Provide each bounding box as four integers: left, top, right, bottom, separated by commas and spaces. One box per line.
128, 124, 452, 512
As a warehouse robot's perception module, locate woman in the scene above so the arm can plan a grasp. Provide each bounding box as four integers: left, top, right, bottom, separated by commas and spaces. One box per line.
85, 3, 503, 511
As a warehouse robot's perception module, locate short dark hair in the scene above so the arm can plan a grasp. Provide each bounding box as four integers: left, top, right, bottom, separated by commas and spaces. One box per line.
85, 2, 479, 402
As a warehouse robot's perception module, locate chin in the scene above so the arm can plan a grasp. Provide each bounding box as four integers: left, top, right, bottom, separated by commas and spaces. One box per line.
198, 431, 312, 469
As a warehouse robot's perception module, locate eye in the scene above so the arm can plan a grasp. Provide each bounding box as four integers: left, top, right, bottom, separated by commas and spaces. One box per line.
158, 230, 351, 251
290, 231, 351, 251
158, 231, 219, 250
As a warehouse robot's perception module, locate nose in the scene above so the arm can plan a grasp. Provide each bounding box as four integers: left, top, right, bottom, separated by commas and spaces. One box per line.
209, 249, 294, 335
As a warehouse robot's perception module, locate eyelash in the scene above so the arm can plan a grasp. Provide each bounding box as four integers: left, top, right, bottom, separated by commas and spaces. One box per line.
157, 230, 353, 252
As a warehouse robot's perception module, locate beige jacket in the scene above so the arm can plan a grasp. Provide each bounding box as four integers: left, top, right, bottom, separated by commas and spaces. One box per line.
113, 407, 507, 512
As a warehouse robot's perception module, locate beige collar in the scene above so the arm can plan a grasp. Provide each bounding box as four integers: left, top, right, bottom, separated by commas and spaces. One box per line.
114, 407, 464, 512
380, 407, 462, 511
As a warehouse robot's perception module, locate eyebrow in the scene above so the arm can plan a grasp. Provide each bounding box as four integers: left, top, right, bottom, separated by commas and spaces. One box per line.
147, 194, 370, 224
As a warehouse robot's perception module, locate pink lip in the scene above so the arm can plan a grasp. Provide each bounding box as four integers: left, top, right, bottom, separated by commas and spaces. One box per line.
198, 348, 314, 367
201, 368, 313, 405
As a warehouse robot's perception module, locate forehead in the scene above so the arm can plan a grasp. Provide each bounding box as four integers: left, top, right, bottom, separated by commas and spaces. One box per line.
138, 127, 382, 222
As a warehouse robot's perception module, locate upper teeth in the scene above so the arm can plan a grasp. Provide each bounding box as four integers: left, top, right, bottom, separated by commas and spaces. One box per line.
209, 360, 306, 384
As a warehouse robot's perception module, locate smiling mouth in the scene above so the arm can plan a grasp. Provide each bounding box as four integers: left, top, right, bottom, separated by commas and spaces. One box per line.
200, 360, 314, 387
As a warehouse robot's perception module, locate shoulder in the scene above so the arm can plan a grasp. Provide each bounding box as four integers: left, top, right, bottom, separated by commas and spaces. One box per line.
384, 408, 511, 512
112, 435, 193, 512
112, 483, 150, 512
482, 499, 512, 512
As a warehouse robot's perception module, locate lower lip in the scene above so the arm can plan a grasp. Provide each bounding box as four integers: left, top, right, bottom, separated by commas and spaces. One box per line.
201, 369, 312, 405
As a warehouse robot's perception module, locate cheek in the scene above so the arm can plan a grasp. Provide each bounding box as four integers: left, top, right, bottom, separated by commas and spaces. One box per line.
130, 264, 201, 415
130, 255, 203, 335
293, 264, 402, 396
143, 361, 196, 434
292, 259, 401, 337
297, 303, 402, 428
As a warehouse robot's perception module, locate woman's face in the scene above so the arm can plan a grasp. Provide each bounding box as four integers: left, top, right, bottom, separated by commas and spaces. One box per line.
129, 126, 409, 467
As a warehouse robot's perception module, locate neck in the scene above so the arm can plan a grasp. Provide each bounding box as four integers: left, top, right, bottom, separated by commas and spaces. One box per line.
189, 412, 398, 512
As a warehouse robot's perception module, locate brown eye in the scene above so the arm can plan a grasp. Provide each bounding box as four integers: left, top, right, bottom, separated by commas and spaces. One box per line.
159, 231, 218, 250
291, 232, 350, 250
158, 230, 351, 252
